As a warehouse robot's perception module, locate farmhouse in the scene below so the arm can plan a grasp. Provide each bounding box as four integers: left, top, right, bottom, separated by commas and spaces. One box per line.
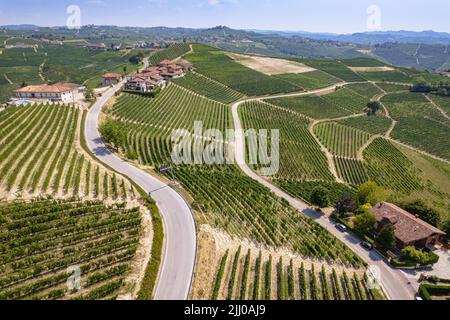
102, 73, 123, 86
370, 202, 445, 249
14, 83, 82, 104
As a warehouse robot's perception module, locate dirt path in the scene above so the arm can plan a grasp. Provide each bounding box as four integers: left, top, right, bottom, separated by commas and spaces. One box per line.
39, 53, 47, 82
424, 94, 450, 121
3, 74, 13, 85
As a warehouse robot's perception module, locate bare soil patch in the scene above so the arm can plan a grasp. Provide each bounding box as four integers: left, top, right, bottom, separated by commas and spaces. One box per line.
228, 53, 316, 75
348, 66, 395, 72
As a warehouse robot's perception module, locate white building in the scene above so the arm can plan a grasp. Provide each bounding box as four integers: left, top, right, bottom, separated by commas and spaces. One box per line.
14, 83, 82, 104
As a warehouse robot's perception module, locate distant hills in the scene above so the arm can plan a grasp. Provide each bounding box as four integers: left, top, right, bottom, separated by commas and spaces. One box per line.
252, 30, 450, 46
1, 25, 449, 71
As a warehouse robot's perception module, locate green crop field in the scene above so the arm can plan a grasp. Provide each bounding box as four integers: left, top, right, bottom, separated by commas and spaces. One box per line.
0, 199, 143, 300
270, 86, 370, 119
240, 100, 334, 181
334, 157, 369, 186
345, 83, 383, 99
0, 104, 135, 199
314, 123, 372, 158
0, 42, 144, 103
376, 82, 411, 93
363, 138, 423, 194
338, 115, 392, 135
208, 249, 376, 300
109, 86, 362, 265
428, 94, 450, 115
172, 72, 244, 104
185, 44, 301, 96
381, 92, 450, 160
274, 70, 341, 90
299, 59, 366, 82
149, 43, 191, 65
341, 58, 387, 67
357, 71, 412, 83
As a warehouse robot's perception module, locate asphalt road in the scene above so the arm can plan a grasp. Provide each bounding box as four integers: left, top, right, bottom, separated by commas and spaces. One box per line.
231, 90, 416, 300
85, 80, 196, 300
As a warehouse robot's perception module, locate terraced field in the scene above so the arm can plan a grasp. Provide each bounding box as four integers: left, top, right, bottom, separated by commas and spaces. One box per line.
208, 247, 376, 300
172, 72, 244, 104
0, 104, 136, 200
149, 43, 191, 65
185, 44, 301, 96
0, 199, 144, 300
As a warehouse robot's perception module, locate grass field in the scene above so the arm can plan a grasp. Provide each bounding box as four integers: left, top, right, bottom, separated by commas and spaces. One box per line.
0, 198, 143, 300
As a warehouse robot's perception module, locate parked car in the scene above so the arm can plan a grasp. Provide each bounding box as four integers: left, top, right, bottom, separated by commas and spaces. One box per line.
336, 224, 347, 232
360, 241, 373, 251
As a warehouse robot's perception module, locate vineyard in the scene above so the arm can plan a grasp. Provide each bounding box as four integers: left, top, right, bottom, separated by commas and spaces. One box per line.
0, 104, 136, 200
172, 72, 244, 104
270, 86, 370, 120
381, 92, 450, 160
357, 71, 412, 83
274, 70, 341, 90
334, 157, 369, 186
299, 59, 366, 82
110, 84, 233, 167
0, 198, 144, 300
376, 83, 410, 93
363, 138, 423, 194
198, 243, 379, 300
149, 43, 191, 65
239, 100, 334, 181
185, 44, 301, 96
109, 88, 362, 265
314, 122, 372, 158
338, 115, 392, 135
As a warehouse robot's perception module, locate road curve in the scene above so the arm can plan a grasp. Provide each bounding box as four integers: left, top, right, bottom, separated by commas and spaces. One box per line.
231, 86, 416, 300
85, 81, 196, 300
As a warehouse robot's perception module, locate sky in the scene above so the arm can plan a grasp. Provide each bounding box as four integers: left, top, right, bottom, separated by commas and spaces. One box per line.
0, 0, 449, 34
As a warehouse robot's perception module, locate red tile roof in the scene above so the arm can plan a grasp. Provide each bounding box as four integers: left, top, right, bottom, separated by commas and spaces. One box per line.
371, 202, 445, 244
15, 83, 80, 94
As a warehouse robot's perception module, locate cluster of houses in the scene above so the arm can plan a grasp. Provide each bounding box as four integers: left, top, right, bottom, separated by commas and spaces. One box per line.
119, 60, 193, 92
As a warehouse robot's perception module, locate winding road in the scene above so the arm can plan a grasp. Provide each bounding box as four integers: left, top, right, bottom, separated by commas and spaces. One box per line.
85, 76, 196, 299
231, 86, 417, 300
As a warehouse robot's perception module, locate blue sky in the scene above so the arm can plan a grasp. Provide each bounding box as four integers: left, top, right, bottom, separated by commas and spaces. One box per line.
1, 0, 449, 33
